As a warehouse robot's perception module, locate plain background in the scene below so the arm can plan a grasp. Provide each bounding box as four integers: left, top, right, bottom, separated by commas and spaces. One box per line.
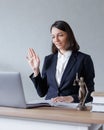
0, 0, 104, 102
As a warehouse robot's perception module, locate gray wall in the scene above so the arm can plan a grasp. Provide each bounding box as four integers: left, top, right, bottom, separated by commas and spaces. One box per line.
0, 0, 104, 102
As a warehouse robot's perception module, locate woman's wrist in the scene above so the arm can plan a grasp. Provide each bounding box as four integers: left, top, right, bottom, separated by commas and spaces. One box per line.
68, 96, 74, 103
33, 67, 40, 77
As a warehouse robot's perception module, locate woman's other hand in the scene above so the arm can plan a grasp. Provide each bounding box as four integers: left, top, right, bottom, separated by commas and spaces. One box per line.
51, 96, 74, 103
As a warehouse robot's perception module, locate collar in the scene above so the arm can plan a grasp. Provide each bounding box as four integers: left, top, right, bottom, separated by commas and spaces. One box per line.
58, 50, 72, 59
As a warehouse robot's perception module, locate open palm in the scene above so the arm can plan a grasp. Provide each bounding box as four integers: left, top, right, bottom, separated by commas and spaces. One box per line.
27, 48, 40, 70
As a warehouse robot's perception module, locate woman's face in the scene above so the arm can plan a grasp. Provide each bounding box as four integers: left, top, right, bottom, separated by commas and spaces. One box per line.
51, 27, 69, 53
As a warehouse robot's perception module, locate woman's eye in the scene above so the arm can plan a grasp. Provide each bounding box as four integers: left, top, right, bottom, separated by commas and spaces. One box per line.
51, 33, 63, 39
58, 34, 63, 37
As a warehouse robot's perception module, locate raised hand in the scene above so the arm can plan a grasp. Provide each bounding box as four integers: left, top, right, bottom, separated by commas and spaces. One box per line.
27, 48, 40, 76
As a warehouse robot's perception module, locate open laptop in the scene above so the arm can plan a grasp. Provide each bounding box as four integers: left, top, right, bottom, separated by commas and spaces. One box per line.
0, 72, 50, 108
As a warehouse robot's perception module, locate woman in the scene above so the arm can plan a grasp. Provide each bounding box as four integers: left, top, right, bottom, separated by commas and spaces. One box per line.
27, 20, 95, 103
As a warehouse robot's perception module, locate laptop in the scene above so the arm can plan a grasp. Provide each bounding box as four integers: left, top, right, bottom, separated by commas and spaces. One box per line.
0, 72, 50, 108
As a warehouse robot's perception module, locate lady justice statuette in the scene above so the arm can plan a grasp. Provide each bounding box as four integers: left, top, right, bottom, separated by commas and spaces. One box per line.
73, 73, 88, 110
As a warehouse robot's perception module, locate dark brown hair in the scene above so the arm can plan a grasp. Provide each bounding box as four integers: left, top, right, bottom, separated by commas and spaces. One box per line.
50, 20, 80, 53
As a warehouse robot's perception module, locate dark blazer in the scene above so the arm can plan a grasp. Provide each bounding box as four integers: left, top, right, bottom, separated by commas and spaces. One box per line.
30, 51, 95, 103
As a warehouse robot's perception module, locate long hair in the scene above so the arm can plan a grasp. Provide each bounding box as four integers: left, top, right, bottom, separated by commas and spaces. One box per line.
50, 20, 80, 54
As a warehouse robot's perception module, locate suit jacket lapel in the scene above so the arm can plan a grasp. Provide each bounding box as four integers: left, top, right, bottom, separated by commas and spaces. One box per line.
59, 52, 77, 87
50, 53, 58, 87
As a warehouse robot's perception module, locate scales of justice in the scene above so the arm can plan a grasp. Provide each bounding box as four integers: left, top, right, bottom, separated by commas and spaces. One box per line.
73, 73, 88, 111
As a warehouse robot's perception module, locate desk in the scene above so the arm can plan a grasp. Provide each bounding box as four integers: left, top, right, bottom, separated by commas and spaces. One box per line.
0, 106, 104, 130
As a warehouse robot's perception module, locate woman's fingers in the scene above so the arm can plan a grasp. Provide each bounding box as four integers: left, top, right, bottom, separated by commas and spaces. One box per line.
26, 48, 40, 70
51, 96, 74, 103
51, 96, 64, 102
27, 48, 34, 58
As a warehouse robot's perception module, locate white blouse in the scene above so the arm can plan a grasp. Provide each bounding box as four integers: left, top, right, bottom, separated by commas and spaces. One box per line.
56, 51, 72, 86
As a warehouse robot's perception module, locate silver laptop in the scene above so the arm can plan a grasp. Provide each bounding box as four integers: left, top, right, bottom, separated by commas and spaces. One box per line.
0, 72, 49, 108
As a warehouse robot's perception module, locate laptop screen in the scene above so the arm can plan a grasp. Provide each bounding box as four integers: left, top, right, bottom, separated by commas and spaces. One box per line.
0, 72, 27, 108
